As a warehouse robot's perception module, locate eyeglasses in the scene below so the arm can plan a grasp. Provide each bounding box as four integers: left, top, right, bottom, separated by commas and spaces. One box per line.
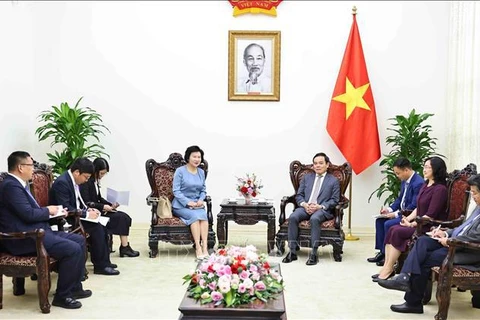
20, 163, 34, 167
423, 165, 432, 169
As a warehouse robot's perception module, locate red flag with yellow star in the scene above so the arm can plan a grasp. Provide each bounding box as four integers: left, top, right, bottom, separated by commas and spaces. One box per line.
326, 13, 380, 175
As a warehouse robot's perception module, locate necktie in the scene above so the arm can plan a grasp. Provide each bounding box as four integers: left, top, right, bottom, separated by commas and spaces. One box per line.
25, 184, 40, 208
400, 181, 410, 210
75, 184, 87, 209
453, 208, 480, 237
309, 175, 323, 204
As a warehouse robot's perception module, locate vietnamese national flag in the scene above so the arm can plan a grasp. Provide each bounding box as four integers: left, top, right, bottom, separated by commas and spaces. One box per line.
326, 14, 380, 175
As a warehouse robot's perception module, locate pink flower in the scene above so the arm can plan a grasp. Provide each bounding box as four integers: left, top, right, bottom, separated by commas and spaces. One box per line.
254, 281, 266, 291
239, 270, 250, 280
251, 271, 260, 281
208, 281, 217, 290
237, 283, 246, 293
211, 291, 223, 302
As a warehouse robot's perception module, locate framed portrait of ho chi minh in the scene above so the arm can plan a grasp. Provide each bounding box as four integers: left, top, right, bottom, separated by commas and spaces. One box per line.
228, 30, 281, 101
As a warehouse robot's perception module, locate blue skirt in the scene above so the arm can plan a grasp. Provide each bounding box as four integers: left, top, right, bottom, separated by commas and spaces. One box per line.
173, 207, 207, 226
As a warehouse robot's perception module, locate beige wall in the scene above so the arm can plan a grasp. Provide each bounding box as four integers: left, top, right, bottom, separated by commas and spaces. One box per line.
0, 1, 451, 228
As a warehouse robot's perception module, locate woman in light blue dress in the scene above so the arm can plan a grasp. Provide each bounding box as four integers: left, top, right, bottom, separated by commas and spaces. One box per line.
172, 145, 209, 259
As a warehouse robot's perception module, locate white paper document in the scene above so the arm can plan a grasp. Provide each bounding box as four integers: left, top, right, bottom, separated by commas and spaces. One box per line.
80, 215, 110, 227
106, 188, 130, 206
372, 214, 389, 219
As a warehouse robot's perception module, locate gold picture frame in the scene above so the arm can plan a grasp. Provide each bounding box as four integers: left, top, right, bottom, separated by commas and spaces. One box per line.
228, 30, 281, 101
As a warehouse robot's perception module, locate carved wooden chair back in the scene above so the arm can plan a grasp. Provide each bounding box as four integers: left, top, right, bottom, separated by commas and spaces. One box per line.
289, 160, 352, 213
146, 153, 208, 202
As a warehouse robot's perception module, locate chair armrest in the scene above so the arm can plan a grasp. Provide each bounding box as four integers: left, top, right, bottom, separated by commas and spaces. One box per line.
415, 215, 465, 234
279, 195, 296, 225
147, 196, 159, 225
446, 238, 480, 251
67, 209, 87, 237
333, 196, 349, 228
205, 195, 213, 225
0, 229, 49, 260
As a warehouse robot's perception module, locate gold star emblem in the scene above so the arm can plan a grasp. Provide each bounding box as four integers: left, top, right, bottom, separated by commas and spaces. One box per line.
332, 77, 371, 119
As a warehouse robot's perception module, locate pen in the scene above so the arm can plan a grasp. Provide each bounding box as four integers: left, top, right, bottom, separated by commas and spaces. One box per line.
434, 224, 442, 235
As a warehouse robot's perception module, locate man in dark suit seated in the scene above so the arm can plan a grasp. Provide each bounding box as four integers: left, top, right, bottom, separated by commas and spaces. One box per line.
367, 157, 424, 266
49, 157, 119, 276
0, 151, 91, 309
282, 152, 340, 266
378, 174, 480, 314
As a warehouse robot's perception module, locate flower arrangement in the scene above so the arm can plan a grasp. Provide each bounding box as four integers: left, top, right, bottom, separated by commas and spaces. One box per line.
236, 173, 263, 197
182, 245, 284, 307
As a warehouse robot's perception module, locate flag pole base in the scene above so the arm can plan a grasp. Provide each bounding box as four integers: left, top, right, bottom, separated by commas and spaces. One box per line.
345, 231, 360, 241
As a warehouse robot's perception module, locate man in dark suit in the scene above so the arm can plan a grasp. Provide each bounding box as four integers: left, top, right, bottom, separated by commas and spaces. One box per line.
49, 157, 119, 276
367, 158, 424, 266
378, 174, 480, 313
0, 151, 91, 309
282, 152, 340, 266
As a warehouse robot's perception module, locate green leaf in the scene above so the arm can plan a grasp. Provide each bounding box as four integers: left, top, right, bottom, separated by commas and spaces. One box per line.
368, 108, 444, 204
35, 97, 110, 176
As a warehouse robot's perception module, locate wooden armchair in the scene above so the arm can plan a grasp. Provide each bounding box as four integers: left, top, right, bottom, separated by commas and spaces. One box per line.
0, 172, 57, 314
275, 161, 352, 261
432, 238, 480, 320
145, 153, 216, 258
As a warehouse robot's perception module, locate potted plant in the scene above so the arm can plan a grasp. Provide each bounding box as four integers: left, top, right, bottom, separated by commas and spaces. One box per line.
369, 109, 444, 205
35, 97, 110, 176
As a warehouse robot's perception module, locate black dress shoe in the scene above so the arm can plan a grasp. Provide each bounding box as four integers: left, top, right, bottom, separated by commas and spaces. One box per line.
109, 263, 118, 269
72, 289, 92, 299
371, 273, 379, 279
93, 266, 120, 276
390, 301, 423, 314
306, 254, 318, 266
376, 259, 385, 266
367, 252, 385, 263
52, 297, 82, 309
378, 273, 411, 292
372, 271, 395, 282
282, 252, 298, 263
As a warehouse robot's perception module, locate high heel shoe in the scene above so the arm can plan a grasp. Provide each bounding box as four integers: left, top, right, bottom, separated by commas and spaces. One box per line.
372, 271, 395, 282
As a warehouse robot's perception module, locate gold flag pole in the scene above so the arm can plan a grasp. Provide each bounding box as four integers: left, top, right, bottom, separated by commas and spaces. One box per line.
345, 174, 359, 240
345, 5, 360, 241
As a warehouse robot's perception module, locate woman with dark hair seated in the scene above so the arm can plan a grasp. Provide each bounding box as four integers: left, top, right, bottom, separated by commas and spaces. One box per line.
79, 158, 139, 258
172, 145, 209, 260
373, 156, 448, 281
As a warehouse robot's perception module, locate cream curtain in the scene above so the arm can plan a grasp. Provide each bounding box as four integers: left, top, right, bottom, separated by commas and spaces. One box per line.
446, 2, 480, 169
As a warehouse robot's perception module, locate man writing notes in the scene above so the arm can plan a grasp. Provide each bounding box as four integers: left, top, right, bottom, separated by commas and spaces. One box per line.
0, 151, 91, 309
49, 157, 119, 276
367, 158, 424, 266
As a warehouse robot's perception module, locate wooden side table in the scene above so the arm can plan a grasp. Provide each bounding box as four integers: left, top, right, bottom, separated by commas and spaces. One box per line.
216, 199, 276, 255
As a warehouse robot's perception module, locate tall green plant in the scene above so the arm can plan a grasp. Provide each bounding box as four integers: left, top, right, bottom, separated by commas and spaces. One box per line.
35, 97, 110, 176
369, 109, 444, 205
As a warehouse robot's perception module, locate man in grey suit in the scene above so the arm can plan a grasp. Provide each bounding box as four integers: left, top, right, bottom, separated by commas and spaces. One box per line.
282, 152, 340, 266
378, 174, 480, 314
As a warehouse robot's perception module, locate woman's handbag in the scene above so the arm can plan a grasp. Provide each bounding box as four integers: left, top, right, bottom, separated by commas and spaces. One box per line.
156, 196, 173, 219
